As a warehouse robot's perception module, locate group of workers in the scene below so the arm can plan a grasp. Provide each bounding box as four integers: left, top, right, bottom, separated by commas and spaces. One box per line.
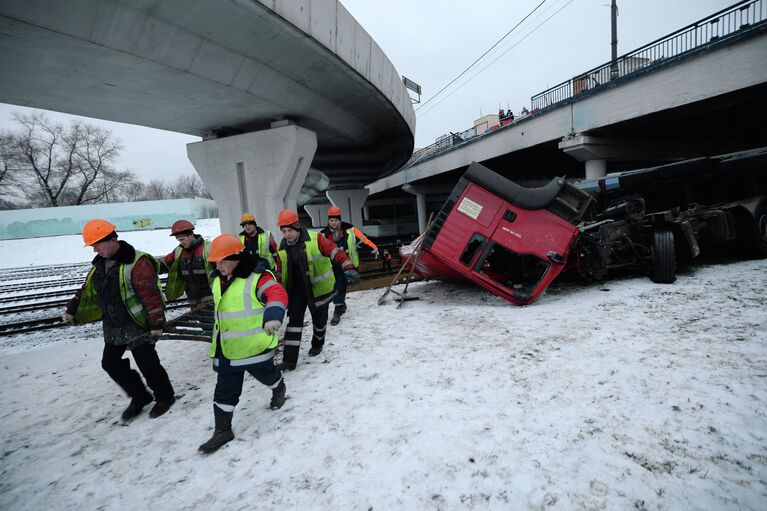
63, 206, 381, 454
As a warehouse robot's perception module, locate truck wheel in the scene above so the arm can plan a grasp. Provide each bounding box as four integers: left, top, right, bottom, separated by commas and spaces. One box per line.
749, 201, 767, 258
651, 229, 676, 283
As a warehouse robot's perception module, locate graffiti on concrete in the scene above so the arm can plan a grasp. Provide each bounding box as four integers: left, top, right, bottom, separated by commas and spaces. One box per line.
132, 217, 153, 228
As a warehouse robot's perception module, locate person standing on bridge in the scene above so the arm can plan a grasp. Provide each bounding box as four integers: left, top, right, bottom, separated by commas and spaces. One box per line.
275, 208, 359, 369
159, 220, 215, 308
62, 220, 175, 421
238, 212, 281, 277
198, 234, 288, 454
320, 205, 378, 325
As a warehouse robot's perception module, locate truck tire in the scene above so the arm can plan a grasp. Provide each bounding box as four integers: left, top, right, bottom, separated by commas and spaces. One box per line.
749, 201, 767, 258
651, 229, 676, 283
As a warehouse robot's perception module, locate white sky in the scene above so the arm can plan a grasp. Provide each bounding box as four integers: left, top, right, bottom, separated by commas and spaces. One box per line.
1, 221, 765, 509
0, 0, 734, 181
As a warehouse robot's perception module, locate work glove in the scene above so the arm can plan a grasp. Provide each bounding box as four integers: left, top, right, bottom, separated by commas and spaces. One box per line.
371, 249, 379, 260
345, 268, 361, 285
149, 329, 163, 337
264, 320, 281, 336
61, 312, 75, 325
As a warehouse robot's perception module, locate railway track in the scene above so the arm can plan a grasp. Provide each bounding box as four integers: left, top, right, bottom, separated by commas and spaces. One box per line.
0, 262, 92, 281
0, 259, 405, 337
0, 288, 82, 304
0, 301, 193, 336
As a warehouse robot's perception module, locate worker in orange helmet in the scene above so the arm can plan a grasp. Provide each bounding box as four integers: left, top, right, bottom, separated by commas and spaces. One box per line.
238, 212, 281, 278
159, 219, 215, 307
275, 208, 359, 370
63, 219, 175, 421
198, 233, 289, 454
320, 205, 378, 325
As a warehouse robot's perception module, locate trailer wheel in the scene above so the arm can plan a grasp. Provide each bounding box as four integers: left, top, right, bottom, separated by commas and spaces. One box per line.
651, 229, 676, 283
749, 201, 767, 258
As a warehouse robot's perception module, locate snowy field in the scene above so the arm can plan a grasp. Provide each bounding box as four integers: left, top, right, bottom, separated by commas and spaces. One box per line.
0, 223, 766, 510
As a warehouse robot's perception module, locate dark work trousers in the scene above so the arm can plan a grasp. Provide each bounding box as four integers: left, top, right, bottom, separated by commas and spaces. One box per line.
332, 264, 347, 307
101, 342, 174, 402
283, 289, 329, 366
212, 346, 282, 411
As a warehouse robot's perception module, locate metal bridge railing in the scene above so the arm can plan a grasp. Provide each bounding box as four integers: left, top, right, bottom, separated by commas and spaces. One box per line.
402, 0, 765, 171
531, 0, 766, 111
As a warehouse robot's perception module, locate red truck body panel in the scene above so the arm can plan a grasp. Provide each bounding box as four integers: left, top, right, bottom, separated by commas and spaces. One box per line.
403, 162, 591, 305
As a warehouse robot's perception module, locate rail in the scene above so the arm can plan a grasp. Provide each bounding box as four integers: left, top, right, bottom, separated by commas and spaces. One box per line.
398, 0, 765, 171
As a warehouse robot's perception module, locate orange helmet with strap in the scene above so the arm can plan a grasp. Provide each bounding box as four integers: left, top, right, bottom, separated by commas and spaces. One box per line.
207, 234, 245, 262
327, 205, 342, 218
240, 212, 256, 225
277, 209, 300, 228
82, 219, 116, 247
170, 219, 195, 236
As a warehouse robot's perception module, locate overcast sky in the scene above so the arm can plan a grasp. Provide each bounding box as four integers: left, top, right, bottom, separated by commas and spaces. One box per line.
0, 0, 734, 182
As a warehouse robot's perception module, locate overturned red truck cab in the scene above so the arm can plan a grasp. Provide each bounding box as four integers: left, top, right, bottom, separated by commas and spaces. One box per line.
402, 154, 767, 305
404, 162, 593, 305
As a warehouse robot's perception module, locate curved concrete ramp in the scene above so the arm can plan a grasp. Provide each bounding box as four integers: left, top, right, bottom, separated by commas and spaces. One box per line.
0, 0, 415, 188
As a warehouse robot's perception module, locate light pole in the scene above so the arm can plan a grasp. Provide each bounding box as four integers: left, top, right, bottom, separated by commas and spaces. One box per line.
610, 0, 619, 79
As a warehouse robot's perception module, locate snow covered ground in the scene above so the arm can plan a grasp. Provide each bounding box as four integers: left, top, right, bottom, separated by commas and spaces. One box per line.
1, 224, 766, 510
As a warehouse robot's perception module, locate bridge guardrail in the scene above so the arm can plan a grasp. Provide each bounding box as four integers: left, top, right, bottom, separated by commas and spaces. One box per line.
401, 0, 765, 172
531, 0, 766, 111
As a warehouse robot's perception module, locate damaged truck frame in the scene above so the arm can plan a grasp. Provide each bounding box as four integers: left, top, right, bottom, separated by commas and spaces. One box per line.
404, 147, 767, 305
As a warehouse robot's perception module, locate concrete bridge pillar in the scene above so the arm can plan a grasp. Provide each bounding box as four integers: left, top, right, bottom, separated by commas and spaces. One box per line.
304, 202, 332, 229
403, 184, 428, 234
187, 124, 317, 239
585, 159, 607, 179
326, 188, 369, 228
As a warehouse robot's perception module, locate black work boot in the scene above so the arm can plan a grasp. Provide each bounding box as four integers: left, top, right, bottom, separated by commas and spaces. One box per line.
198, 406, 234, 454
149, 396, 176, 418
308, 343, 323, 356
330, 304, 346, 326
270, 380, 286, 410
277, 346, 298, 371
121, 392, 153, 421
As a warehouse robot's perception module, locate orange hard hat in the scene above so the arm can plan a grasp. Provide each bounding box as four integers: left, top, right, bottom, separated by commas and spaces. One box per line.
277, 209, 300, 228
207, 233, 245, 262
170, 219, 195, 236
82, 219, 116, 247
327, 205, 342, 217
240, 212, 256, 225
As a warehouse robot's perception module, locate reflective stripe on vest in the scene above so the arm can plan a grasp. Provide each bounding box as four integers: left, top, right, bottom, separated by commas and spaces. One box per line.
345, 229, 359, 267
277, 230, 335, 298
210, 271, 278, 360
74, 251, 161, 328
239, 232, 276, 272
258, 231, 276, 272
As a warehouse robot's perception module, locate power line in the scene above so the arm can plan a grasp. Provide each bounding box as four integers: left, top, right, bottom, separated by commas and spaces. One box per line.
415, 0, 548, 113
417, 0, 575, 119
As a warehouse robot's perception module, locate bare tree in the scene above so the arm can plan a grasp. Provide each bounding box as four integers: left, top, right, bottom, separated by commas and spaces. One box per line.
6, 113, 137, 207
142, 179, 168, 200
167, 174, 212, 199
0, 132, 22, 209
119, 180, 146, 202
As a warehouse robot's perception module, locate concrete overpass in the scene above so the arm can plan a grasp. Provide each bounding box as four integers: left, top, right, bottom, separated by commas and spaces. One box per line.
0, 0, 415, 234
368, 4, 767, 234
